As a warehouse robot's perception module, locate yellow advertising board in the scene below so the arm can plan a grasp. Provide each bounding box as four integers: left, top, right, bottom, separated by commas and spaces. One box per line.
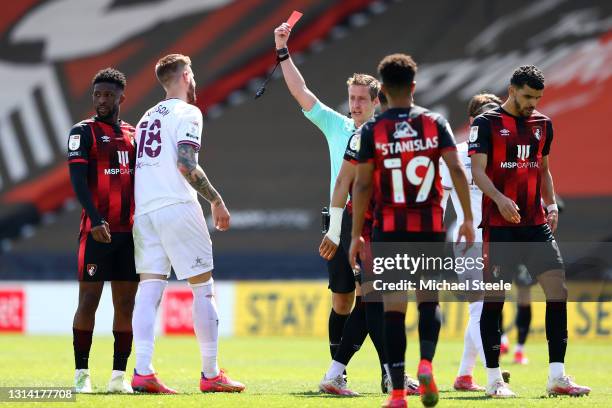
234, 281, 611, 340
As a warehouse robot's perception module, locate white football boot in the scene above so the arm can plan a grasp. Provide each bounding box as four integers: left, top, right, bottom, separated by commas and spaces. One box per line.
485, 379, 516, 398
74, 369, 92, 393
107, 371, 133, 393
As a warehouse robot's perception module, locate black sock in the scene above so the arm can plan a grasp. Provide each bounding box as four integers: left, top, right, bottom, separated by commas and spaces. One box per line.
112, 330, 133, 371
480, 301, 504, 368
365, 301, 387, 376
384, 311, 406, 390
333, 297, 368, 365
499, 308, 504, 335
418, 302, 441, 362
73, 328, 93, 370
329, 308, 349, 360
516, 304, 532, 345
546, 301, 568, 363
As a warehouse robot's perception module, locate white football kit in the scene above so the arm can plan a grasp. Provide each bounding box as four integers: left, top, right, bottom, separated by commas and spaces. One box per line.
439, 142, 483, 283
133, 98, 213, 280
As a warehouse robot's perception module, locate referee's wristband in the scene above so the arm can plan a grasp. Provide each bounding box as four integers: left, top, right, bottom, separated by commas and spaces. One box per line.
546, 203, 558, 213
276, 47, 289, 61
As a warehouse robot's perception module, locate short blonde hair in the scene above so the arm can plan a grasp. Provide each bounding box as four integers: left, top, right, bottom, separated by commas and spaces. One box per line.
155, 54, 191, 87
346, 73, 380, 100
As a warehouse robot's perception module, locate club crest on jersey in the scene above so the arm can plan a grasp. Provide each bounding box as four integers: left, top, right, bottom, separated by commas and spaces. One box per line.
469, 126, 478, 142
117, 151, 129, 167
393, 121, 418, 139
349, 133, 361, 151
500, 128, 510, 137
532, 126, 542, 140
68, 134, 80, 150
101, 135, 111, 143
87, 264, 97, 276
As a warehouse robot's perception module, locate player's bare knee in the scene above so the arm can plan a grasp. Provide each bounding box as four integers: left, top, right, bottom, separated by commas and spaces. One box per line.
187, 271, 213, 285
332, 291, 354, 314
78, 292, 102, 315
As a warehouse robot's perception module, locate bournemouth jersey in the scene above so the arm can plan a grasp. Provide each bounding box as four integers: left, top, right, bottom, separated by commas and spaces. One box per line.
343, 129, 374, 239
468, 107, 552, 227
67, 117, 136, 233
134, 99, 203, 216
358, 106, 457, 233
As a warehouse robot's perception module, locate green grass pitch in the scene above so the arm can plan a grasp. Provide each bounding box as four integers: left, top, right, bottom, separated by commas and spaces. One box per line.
0, 335, 610, 407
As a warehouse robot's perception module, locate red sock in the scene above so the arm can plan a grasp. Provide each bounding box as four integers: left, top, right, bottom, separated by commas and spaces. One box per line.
391, 389, 407, 399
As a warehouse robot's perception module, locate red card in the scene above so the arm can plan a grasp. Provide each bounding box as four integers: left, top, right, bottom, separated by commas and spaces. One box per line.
286, 10, 303, 27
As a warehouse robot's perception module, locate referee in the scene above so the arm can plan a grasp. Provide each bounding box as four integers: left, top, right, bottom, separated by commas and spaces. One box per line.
274, 23, 380, 373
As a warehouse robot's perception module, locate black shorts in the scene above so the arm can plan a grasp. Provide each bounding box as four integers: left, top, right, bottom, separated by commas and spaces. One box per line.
372, 230, 446, 243
78, 232, 138, 282
483, 224, 564, 283
326, 209, 358, 294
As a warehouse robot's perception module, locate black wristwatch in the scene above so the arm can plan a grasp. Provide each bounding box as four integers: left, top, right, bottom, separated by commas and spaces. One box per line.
276, 47, 289, 62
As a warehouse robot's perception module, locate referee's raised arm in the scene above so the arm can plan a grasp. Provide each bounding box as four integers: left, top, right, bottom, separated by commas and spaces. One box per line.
274, 23, 317, 111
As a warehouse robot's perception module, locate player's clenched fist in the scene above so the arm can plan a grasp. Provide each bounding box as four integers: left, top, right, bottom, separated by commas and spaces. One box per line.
212, 201, 230, 231
319, 236, 338, 261
91, 221, 111, 243
274, 23, 291, 49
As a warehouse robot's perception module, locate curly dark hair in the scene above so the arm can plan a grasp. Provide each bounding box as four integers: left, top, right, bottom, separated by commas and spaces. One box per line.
92, 68, 126, 90
377, 53, 417, 96
510, 65, 544, 90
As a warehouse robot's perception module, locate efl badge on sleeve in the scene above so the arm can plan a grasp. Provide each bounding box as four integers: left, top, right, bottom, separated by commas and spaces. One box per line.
69, 134, 81, 151
469, 126, 478, 143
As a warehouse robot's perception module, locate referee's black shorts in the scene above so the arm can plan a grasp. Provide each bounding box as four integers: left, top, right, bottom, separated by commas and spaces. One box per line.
326, 209, 358, 293
77, 232, 138, 282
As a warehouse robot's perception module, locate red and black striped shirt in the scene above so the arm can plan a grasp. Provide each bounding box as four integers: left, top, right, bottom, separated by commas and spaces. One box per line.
343, 130, 374, 240
67, 117, 136, 233
358, 106, 456, 233
468, 107, 553, 227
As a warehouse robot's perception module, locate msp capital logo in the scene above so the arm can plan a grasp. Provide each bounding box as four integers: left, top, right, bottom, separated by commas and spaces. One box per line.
87, 264, 97, 276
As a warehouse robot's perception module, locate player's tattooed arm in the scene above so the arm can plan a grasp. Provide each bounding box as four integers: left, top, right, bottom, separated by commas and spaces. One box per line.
177, 143, 222, 205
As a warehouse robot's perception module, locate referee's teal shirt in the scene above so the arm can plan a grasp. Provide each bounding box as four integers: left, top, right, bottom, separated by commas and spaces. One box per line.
303, 100, 356, 200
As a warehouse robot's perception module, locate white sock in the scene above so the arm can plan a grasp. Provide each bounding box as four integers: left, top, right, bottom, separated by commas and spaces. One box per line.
111, 370, 125, 379
515, 343, 524, 353
487, 367, 503, 385
191, 279, 220, 379
501, 333, 509, 346
133, 279, 167, 376
467, 301, 487, 369
384, 363, 391, 378
325, 360, 346, 380
549, 362, 565, 380
458, 316, 478, 376
75, 368, 89, 375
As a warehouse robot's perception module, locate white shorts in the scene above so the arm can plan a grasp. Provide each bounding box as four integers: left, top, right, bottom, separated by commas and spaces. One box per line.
133, 201, 214, 280
453, 239, 484, 285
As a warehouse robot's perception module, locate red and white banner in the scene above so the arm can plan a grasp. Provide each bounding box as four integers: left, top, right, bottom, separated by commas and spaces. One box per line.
0, 288, 25, 333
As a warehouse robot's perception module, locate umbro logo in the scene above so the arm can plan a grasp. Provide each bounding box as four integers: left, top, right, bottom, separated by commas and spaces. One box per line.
500, 129, 510, 137
101, 135, 110, 143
